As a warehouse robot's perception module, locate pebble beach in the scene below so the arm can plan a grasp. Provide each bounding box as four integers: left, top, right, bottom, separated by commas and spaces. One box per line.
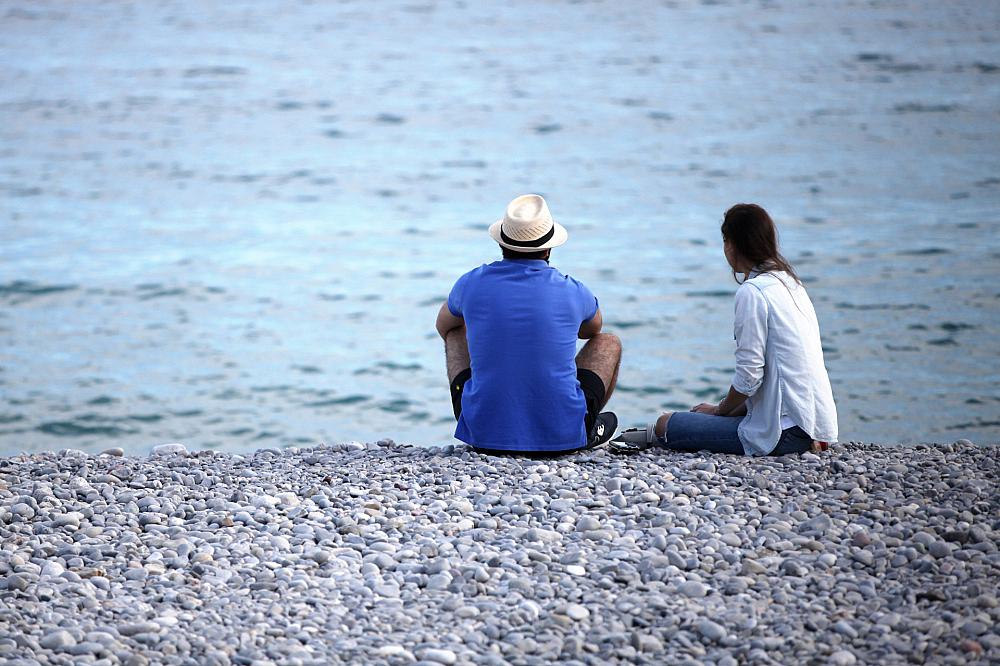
1, 441, 997, 665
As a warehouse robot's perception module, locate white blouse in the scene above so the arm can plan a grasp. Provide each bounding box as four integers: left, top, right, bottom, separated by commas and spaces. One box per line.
732, 270, 839, 455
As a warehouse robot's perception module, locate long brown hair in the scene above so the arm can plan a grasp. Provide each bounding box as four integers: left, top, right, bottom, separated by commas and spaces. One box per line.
721, 203, 800, 285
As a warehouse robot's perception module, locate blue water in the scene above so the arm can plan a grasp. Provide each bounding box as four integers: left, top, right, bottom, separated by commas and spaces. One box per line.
2, 1, 999, 454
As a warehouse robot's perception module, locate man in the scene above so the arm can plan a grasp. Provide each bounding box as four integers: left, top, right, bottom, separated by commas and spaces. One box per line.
435, 194, 621, 454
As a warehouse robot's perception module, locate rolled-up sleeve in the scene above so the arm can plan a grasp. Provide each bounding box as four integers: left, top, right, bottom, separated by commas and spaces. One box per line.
732, 284, 768, 397
447, 272, 469, 317
574, 279, 599, 322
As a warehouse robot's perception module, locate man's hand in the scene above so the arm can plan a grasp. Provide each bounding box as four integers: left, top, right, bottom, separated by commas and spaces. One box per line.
691, 403, 719, 415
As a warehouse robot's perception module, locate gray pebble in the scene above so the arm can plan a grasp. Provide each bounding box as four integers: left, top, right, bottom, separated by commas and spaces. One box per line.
829, 650, 857, 666
852, 550, 874, 566
679, 581, 708, 598
39, 630, 76, 650
696, 619, 727, 642
419, 648, 457, 664
5, 573, 31, 591
117, 622, 160, 637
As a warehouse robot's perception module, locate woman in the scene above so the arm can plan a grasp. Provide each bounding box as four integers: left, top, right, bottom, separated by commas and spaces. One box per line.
611, 203, 837, 456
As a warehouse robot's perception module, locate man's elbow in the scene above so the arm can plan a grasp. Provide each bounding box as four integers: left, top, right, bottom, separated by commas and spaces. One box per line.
578, 323, 599, 339
578, 311, 602, 339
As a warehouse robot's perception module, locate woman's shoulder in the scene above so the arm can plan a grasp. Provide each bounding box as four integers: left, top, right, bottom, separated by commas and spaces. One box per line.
746, 270, 800, 291
737, 273, 776, 296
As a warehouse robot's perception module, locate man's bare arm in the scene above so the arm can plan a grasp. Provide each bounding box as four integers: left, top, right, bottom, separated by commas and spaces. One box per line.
578, 308, 603, 340
436, 302, 465, 340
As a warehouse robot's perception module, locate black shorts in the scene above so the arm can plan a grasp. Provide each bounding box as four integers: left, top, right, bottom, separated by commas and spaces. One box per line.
450, 368, 606, 455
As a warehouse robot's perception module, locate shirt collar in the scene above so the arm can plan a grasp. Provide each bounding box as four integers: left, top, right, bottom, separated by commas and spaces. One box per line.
501, 258, 550, 267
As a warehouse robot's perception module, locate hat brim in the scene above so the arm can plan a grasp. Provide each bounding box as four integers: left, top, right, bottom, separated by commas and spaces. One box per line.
489, 219, 568, 251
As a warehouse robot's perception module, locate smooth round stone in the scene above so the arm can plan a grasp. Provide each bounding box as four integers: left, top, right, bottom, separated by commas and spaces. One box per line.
548, 499, 575, 513
39, 630, 76, 650
368, 553, 395, 570
829, 650, 857, 665
150, 443, 188, 456
832, 621, 859, 639
632, 633, 663, 653
90, 576, 111, 591
233, 511, 254, 525
800, 514, 832, 534
852, 531, 872, 547
576, 517, 601, 531
376, 645, 412, 658
100, 448, 125, 457
679, 581, 708, 598
666, 550, 687, 569
11, 503, 34, 519
696, 620, 727, 642
52, 512, 83, 528
566, 565, 586, 577
42, 562, 65, 577
419, 648, 457, 664
307, 549, 331, 564
852, 550, 874, 566
779, 560, 807, 577
928, 541, 952, 559
961, 621, 988, 637
275, 491, 300, 508
117, 622, 160, 637
5, 574, 31, 591
566, 604, 590, 620
427, 573, 452, 590
720, 533, 742, 547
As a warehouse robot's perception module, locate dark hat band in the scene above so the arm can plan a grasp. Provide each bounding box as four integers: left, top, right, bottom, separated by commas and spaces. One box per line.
500, 224, 555, 248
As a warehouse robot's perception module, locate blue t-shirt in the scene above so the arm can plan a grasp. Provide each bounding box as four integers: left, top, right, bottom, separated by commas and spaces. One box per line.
447, 259, 599, 451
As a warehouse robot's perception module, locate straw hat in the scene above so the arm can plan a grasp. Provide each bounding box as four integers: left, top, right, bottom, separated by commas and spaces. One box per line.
489, 194, 568, 251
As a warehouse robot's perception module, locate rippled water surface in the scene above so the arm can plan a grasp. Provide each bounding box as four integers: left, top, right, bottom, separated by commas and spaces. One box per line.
2, 1, 999, 454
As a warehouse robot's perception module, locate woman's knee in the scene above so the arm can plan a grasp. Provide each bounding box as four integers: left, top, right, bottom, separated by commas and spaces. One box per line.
654, 412, 673, 439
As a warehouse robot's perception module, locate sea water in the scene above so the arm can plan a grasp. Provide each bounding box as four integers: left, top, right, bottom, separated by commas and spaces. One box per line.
2, 1, 998, 455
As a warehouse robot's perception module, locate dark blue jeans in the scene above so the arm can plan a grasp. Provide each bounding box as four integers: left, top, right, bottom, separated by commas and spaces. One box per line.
661, 412, 813, 456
